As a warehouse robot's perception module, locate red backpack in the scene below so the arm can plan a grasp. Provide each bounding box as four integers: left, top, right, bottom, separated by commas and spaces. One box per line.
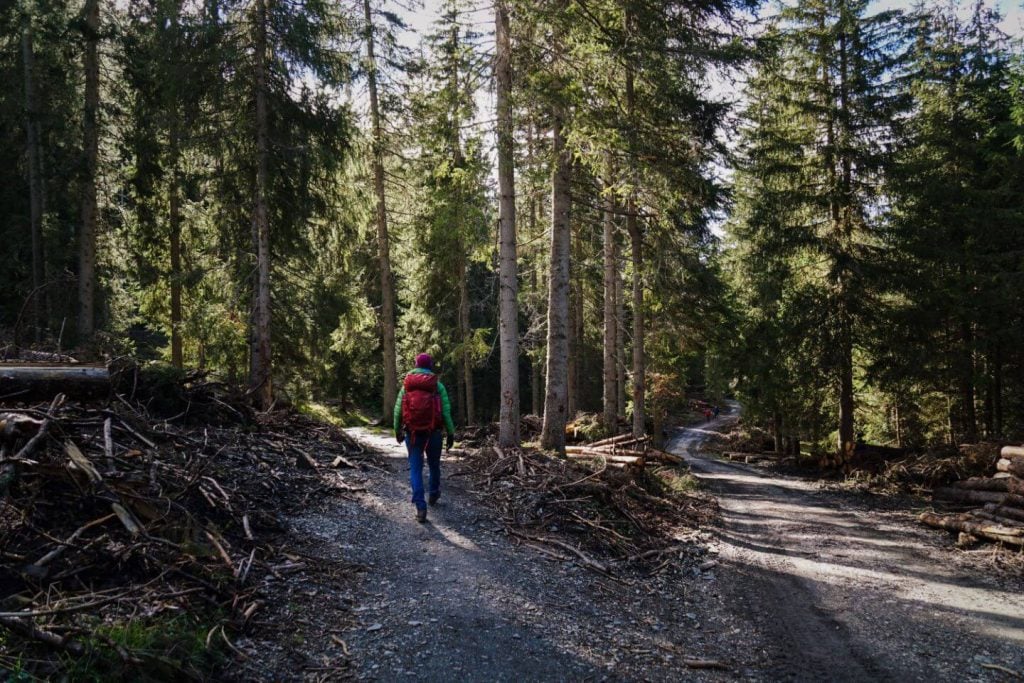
401, 373, 441, 434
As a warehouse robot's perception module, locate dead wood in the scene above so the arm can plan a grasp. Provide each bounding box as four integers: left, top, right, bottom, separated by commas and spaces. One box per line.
919, 511, 1024, 546
0, 615, 84, 655
984, 503, 1024, 523
996, 457, 1024, 478
0, 364, 109, 399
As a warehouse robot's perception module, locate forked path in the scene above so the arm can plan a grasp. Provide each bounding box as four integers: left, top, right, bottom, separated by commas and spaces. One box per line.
279, 429, 742, 682
669, 416, 1024, 682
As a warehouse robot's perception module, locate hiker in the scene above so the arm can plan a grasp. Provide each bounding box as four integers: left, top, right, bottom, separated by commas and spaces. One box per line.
704, 407, 712, 422
713, 405, 720, 419
393, 353, 456, 523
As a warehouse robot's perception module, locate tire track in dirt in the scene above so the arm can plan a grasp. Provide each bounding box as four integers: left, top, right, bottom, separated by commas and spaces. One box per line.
670, 414, 1024, 682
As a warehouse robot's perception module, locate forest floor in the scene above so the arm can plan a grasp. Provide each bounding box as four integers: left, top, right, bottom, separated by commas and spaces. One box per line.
229, 418, 1024, 682
674, 413, 1024, 682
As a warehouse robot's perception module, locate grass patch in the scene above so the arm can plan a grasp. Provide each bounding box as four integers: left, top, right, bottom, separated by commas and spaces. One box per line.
648, 468, 702, 497
297, 401, 372, 427
57, 613, 226, 682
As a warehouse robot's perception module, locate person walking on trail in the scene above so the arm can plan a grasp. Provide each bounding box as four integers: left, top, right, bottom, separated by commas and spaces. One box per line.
394, 353, 455, 523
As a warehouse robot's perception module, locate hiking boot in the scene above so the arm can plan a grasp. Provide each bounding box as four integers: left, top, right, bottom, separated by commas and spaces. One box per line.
416, 507, 427, 523
428, 493, 440, 506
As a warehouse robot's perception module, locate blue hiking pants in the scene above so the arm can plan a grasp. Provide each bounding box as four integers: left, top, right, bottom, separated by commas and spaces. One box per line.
406, 430, 442, 510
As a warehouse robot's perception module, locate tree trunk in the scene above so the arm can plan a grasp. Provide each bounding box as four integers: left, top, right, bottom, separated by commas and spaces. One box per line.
78, 0, 100, 341
458, 253, 475, 425
625, 60, 644, 438
959, 319, 977, 443
168, 113, 183, 369
540, 116, 571, 452
838, 325, 854, 461
602, 156, 617, 434
250, 0, 273, 409
495, 0, 519, 447
363, 0, 398, 420
994, 343, 1003, 438
615, 241, 626, 421
566, 261, 578, 419
531, 265, 542, 416
23, 15, 45, 341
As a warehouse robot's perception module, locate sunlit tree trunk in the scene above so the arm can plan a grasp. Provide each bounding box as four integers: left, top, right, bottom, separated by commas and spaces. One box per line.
602, 156, 617, 434
495, 0, 519, 446
540, 115, 571, 452
626, 65, 644, 438
250, 0, 273, 409
363, 0, 398, 420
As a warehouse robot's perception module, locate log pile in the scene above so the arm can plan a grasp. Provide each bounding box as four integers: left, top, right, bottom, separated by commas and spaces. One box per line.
920, 446, 1024, 546
0, 386, 377, 675
565, 433, 684, 473
721, 451, 798, 467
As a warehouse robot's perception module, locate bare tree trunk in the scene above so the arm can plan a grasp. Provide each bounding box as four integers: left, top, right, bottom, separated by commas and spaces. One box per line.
540, 115, 571, 452
959, 319, 977, 443
78, 0, 100, 341
602, 156, 617, 434
458, 253, 475, 425
250, 0, 273, 410
531, 264, 542, 417
566, 269, 578, 419
838, 317, 854, 459
169, 115, 183, 369
994, 343, 1003, 437
363, 0, 398, 420
626, 65, 644, 438
23, 15, 45, 341
615, 243, 626, 421
495, 1, 519, 447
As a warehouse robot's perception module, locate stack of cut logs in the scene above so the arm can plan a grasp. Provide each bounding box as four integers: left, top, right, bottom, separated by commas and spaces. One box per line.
920, 445, 1024, 546
565, 432, 684, 473
721, 451, 796, 467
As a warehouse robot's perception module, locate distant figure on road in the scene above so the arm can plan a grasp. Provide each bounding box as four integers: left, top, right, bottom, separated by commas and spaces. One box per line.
713, 405, 720, 419
704, 407, 712, 422
393, 353, 456, 523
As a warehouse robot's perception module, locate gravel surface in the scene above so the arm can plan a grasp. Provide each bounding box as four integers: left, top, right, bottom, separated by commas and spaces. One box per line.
232, 419, 1023, 682
673, 415, 1024, 682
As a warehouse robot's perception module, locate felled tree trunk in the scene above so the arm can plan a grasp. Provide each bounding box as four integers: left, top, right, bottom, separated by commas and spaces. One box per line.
1, 365, 109, 399
919, 512, 1023, 546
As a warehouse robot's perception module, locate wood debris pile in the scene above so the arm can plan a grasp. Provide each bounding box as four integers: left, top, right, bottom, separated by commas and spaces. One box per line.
565, 432, 684, 472
458, 442, 714, 575
456, 414, 543, 447
921, 445, 1024, 547
0, 384, 375, 677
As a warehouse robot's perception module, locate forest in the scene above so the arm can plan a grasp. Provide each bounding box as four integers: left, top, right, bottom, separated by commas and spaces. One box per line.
5, 0, 1024, 679
3, 0, 1024, 460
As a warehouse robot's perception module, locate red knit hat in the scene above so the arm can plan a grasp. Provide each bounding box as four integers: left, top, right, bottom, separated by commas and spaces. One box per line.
415, 353, 434, 369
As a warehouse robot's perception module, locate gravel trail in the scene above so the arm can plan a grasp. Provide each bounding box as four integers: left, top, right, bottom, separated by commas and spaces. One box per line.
669, 413, 1024, 682
278, 428, 746, 682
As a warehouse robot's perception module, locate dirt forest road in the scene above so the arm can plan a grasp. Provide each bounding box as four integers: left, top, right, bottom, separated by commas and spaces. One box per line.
669, 412, 1024, 682
244, 428, 741, 682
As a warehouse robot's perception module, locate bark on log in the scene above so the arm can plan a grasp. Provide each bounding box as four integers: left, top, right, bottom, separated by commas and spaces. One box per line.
0, 364, 109, 400
919, 512, 1023, 546
952, 477, 1010, 492
932, 488, 1008, 504
985, 503, 1024, 523
969, 510, 1024, 528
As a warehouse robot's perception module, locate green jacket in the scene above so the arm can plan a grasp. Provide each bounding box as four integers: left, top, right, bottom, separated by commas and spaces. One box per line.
393, 368, 456, 435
